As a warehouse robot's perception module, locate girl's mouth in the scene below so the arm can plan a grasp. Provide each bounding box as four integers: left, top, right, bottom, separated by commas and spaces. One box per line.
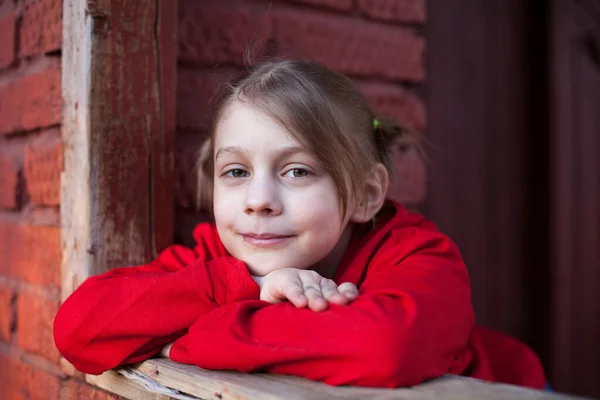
240, 233, 294, 247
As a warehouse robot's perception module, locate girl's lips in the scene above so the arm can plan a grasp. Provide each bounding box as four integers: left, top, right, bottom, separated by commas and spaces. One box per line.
240, 233, 294, 248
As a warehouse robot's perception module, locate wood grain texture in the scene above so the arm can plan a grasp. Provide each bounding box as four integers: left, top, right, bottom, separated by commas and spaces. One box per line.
61, 0, 176, 301
425, 0, 530, 341
61, 0, 95, 301
85, 359, 590, 400
427, 0, 600, 396
549, 0, 600, 396
87, 370, 174, 400
136, 359, 338, 400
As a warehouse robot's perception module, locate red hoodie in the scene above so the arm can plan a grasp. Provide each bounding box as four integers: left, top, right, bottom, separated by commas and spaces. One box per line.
53, 201, 546, 388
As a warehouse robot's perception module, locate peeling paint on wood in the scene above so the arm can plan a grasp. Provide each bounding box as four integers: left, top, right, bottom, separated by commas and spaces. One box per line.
61, 0, 176, 300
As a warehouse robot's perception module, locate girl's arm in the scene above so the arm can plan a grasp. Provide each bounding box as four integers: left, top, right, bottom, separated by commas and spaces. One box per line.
54, 244, 259, 375
167, 230, 475, 388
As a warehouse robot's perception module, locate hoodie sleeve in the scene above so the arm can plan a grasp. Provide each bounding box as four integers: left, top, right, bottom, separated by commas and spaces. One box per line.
168, 228, 476, 388
53, 243, 259, 375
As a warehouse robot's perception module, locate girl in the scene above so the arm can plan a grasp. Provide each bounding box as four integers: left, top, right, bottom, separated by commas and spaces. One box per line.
54, 59, 546, 389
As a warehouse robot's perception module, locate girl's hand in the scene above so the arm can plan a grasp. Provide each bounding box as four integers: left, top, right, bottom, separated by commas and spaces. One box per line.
253, 269, 359, 312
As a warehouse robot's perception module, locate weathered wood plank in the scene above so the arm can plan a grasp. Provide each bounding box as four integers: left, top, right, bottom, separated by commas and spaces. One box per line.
257, 372, 434, 399
87, 370, 175, 400
152, 0, 177, 255
412, 375, 588, 400
61, 0, 94, 302
135, 359, 347, 400
61, 0, 176, 301
90, 359, 590, 400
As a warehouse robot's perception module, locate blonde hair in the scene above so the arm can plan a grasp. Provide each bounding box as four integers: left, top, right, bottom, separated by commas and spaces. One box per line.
197, 59, 418, 217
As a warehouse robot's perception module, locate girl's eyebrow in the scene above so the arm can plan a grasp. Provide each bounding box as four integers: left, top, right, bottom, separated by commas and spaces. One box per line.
215, 146, 250, 160
215, 146, 312, 161
272, 146, 312, 159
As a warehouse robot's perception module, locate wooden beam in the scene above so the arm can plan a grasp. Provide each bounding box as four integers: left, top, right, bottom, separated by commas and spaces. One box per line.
549, 0, 600, 395
61, 0, 93, 301
86, 359, 589, 400
135, 359, 339, 400
87, 370, 175, 400
61, 0, 176, 301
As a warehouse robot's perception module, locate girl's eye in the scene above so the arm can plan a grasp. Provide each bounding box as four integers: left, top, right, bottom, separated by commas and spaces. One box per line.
284, 168, 310, 178
226, 169, 249, 178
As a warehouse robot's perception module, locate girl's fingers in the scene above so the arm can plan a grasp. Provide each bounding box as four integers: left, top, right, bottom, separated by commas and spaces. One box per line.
279, 274, 308, 308
299, 271, 328, 311
320, 279, 348, 305
338, 282, 359, 300
260, 270, 357, 310
287, 287, 308, 308
303, 285, 328, 312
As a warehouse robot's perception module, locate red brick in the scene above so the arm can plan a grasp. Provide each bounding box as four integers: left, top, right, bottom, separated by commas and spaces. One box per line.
0, 12, 17, 68
0, 152, 20, 209
0, 65, 62, 134
283, 0, 352, 11
178, 3, 424, 82
179, 0, 272, 66
0, 285, 16, 342
358, 82, 426, 131
272, 10, 425, 82
0, 222, 61, 286
20, 0, 62, 57
59, 379, 121, 400
25, 129, 62, 206
0, 0, 13, 13
387, 136, 427, 207
357, 0, 426, 23
177, 67, 241, 130
17, 290, 60, 362
0, 354, 61, 400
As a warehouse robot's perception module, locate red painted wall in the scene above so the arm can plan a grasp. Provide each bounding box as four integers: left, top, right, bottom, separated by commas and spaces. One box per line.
174, 0, 428, 243
0, 0, 118, 398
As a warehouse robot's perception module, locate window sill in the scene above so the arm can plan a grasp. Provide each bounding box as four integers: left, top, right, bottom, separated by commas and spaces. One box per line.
86, 358, 577, 400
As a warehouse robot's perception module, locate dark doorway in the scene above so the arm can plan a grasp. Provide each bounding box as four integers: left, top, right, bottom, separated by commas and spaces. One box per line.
426, 0, 600, 397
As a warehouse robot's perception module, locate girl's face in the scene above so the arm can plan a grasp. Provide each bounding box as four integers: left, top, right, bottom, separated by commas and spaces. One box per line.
213, 102, 354, 277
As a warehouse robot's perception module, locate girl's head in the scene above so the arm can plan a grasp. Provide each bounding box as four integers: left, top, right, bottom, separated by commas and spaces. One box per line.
198, 59, 411, 276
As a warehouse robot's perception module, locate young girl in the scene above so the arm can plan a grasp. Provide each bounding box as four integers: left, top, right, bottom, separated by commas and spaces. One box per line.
54, 59, 546, 389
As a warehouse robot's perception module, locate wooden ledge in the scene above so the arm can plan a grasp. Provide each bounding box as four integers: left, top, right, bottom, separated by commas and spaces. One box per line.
86, 358, 588, 400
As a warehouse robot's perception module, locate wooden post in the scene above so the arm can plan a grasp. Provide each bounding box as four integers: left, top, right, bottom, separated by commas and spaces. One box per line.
549, 0, 600, 396
61, 0, 176, 301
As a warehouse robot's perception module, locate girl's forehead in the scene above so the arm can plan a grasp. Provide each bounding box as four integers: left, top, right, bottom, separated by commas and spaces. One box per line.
214, 102, 306, 150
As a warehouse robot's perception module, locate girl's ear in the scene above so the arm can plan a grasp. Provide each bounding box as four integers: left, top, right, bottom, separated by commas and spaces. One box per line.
349, 163, 389, 223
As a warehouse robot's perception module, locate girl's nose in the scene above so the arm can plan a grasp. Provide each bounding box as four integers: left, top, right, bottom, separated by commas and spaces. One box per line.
244, 177, 283, 216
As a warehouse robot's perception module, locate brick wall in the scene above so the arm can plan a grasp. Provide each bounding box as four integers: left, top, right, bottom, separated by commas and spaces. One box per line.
0, 0, 427, 396
175, 0, 427, 243
0, 1, 117, 398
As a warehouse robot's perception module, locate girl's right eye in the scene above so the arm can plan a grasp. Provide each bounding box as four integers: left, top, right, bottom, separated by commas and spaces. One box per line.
225, 169, 249, 178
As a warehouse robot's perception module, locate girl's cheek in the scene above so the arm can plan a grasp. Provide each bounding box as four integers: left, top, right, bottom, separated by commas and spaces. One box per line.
213, 190, 235, 220
213, 184, 233, 203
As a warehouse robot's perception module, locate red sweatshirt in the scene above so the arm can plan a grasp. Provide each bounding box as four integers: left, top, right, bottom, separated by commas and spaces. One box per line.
54, 201, 546, 388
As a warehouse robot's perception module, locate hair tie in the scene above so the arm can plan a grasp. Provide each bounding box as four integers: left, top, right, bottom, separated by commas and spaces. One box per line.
373, 119, 380, 130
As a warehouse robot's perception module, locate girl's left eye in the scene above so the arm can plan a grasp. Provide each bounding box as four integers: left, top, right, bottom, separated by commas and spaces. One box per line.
283, 168, 310, 178
225, 169, 249, 178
